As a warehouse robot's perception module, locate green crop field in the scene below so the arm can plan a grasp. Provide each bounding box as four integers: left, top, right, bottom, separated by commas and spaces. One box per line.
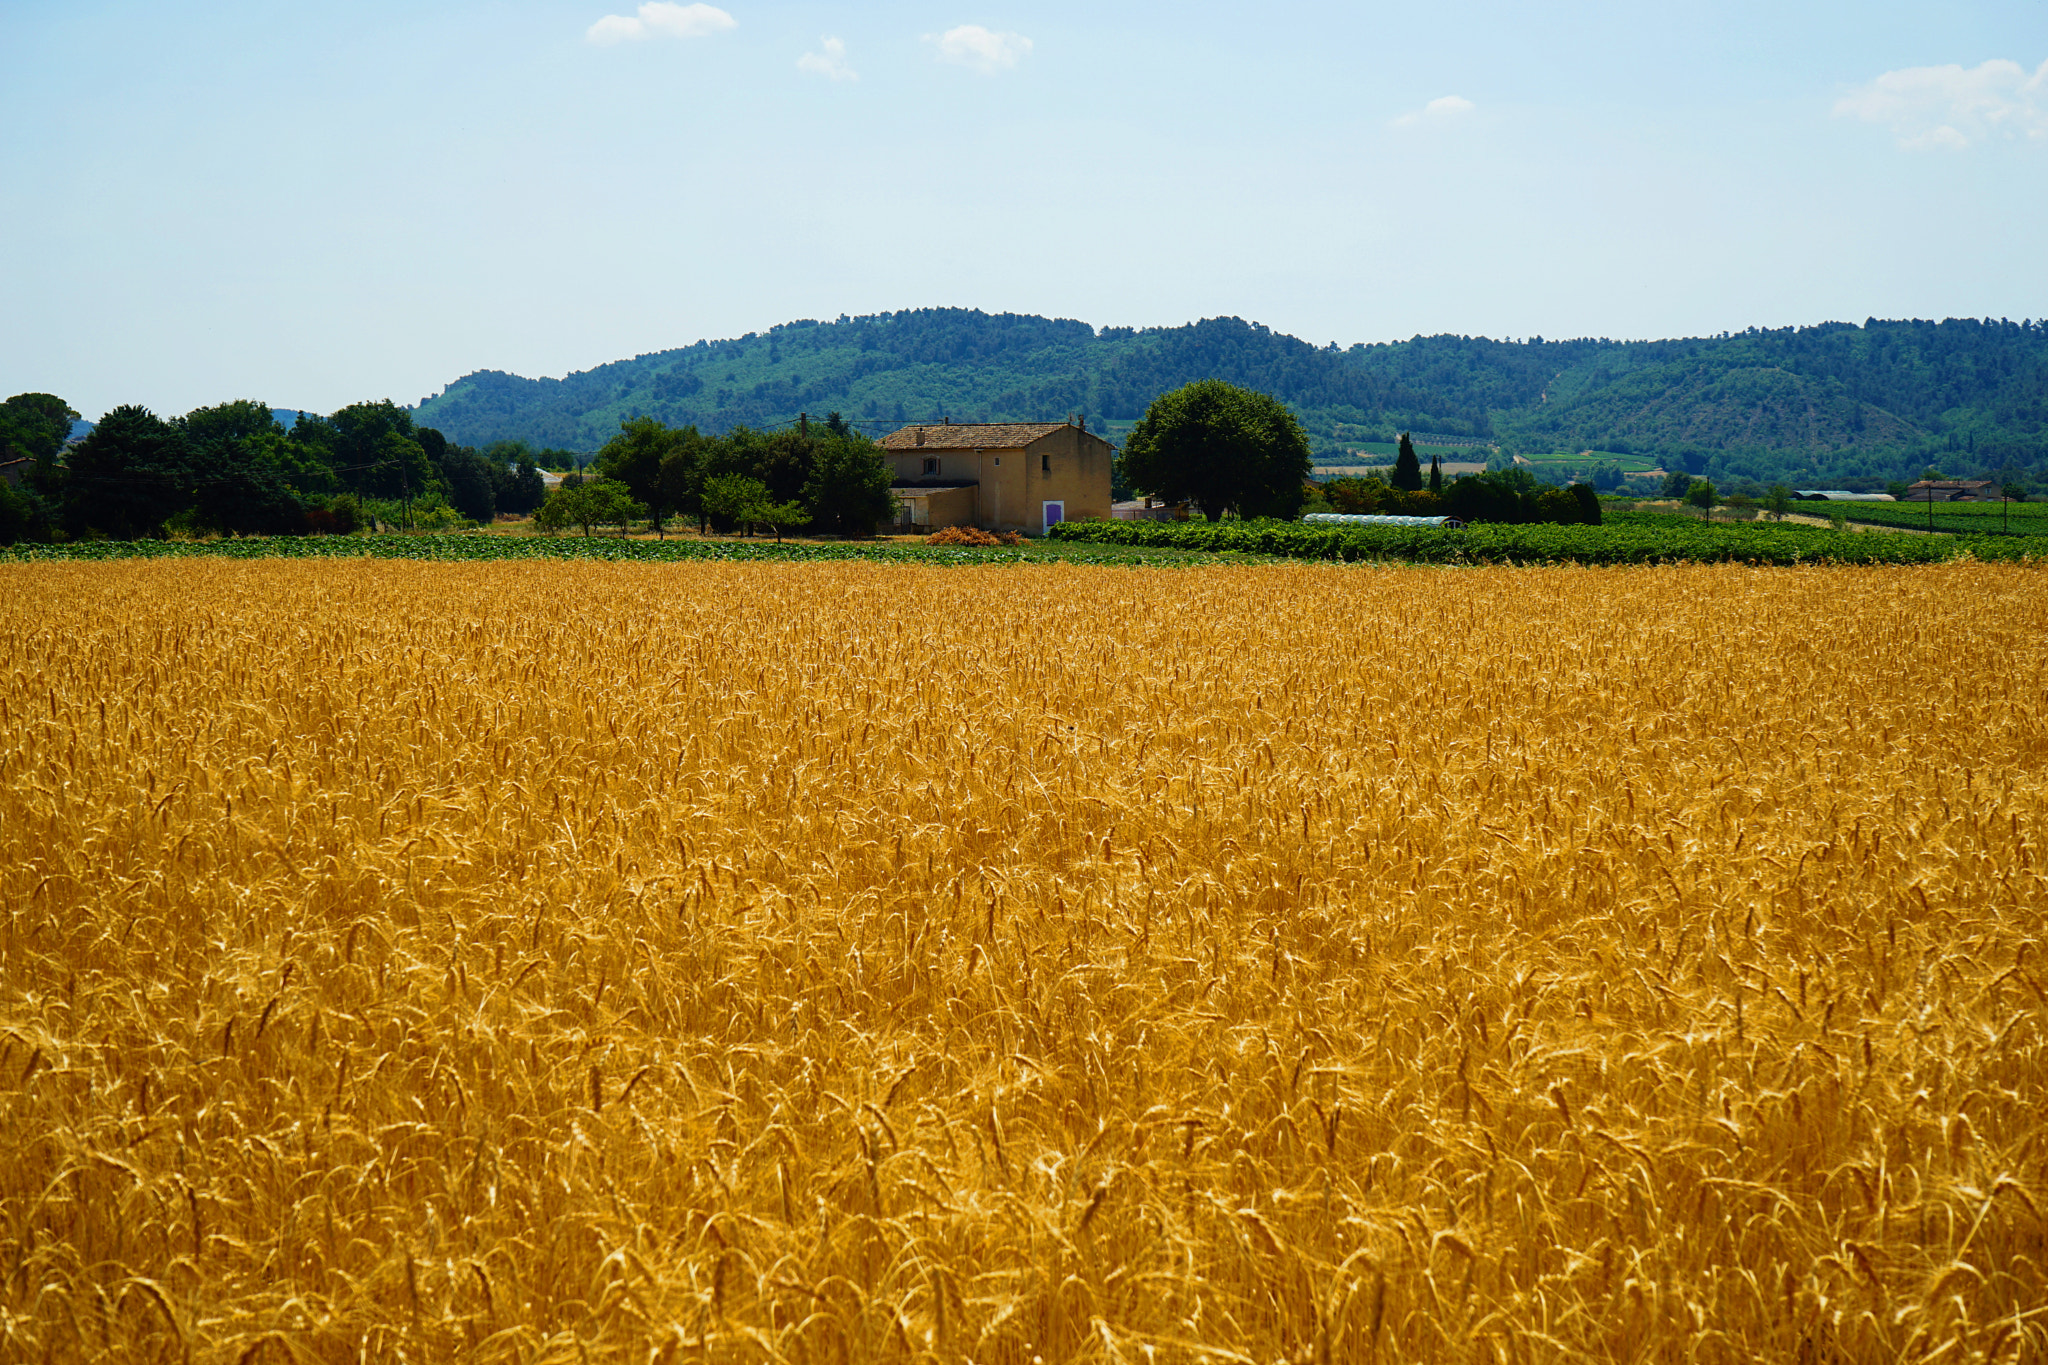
16, 507, 2048, 569
1321, 439, 1492, 458
1519, 450, 1662, 472
1048, 509, 2048, 566
1815, 499, 2048, 537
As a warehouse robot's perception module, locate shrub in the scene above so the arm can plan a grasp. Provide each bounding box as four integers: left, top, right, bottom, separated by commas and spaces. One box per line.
304, 495, 361, 536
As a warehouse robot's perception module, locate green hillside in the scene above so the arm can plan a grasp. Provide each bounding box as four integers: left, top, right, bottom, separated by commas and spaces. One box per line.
413, 311, 2048, 489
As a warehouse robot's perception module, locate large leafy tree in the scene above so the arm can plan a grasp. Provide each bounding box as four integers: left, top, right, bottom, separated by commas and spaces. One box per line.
483, 441, 548, 514
700, 476, 808, 540
64, 406, 199, 538
413, 427, 498, 522
702, 474, 771, 529
0, 481, 55, 544
181, 399, 281, 451
659, 438, 710, 531
595, 417, 704, 535
1117, 380, 1312, 521
0, 394, 81, 539
326, 401, 436, 501
496, 458, 547, 515
0, 393, 82, 477
430, 441, 501, 523
802, 431, 895, 535
179, 400, 324, 534
535, 479, 644, 537
755, 429, 825, 506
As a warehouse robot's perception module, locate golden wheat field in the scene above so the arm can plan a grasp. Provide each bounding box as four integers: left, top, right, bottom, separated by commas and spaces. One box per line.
2, 558, 2046, 1364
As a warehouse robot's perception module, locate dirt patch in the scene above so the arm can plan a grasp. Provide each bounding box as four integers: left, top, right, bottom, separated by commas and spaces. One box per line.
1775, 512, 1930, 535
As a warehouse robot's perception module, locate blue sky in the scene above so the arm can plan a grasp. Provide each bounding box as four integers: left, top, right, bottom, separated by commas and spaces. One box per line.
3, 0, 2045, 419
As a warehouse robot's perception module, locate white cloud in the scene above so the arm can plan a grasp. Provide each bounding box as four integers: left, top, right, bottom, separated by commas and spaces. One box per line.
586, 3, 736, 46
1835, 57, 2048, 149
798, 36, 856, 82
1393, 94, 1475, 128
927, 25, 1032, 74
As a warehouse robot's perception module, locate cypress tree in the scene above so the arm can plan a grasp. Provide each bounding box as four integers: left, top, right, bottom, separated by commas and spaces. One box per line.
1392, 432, 1423, 491
1428, 452, 1442, 494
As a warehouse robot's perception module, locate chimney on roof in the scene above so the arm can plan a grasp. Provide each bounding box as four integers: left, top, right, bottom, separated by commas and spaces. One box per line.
1078, 413, 1087, 432
915, 428, 924, 446
943, 416, 951, 425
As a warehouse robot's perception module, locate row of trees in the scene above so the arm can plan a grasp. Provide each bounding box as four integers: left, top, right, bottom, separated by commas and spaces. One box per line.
0, 388, 903, 545
564, 413, 896, 537
1314, 464, 1601, 525
1113, 386, 1601, 528
0, 392, 550, 543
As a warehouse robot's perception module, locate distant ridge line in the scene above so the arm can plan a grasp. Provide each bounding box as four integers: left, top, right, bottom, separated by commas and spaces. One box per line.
410, 309, 2048, 489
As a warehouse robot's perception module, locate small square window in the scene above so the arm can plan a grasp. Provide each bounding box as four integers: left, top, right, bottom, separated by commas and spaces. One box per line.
922, 457, 939, 476
1041, 454, 1051, 473
993, 457, 1000, 465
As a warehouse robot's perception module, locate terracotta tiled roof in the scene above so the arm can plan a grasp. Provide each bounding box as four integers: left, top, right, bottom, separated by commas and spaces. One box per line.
880, 422, 1074, 451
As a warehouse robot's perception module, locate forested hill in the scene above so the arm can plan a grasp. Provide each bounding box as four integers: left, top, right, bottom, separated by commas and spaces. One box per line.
413, 310, 2048, 486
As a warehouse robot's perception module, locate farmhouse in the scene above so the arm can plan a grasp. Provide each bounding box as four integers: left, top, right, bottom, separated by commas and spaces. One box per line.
1903, 479, 2001, 502
879, 419, 1113, 535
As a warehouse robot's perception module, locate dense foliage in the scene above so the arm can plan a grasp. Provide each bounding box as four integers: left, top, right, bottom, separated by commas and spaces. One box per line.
412, 310, 2048, 489
586, 414, 896, 537
1312, 468, 1601, 525
0, 393, 84, 543
0, 391, 547, 544
1118, 380, 1313, 521
532, 478, 646, 537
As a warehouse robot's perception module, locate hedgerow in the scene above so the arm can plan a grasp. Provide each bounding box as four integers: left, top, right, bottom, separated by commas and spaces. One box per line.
1047, 514, 2048, 566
